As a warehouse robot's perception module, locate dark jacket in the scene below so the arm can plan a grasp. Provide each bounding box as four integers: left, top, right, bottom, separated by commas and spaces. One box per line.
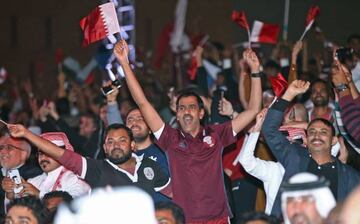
0, 161, 42, 218
263, 99, 360, 217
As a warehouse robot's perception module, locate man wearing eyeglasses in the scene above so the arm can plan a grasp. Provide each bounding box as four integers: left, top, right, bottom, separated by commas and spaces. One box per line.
0, 136, 42, 216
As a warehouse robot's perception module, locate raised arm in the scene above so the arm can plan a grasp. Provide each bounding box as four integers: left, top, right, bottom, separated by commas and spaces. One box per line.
262, 80, 310, 162
7, 124, 64, 160
114, 40, 164, 132
231, 49, 262, 134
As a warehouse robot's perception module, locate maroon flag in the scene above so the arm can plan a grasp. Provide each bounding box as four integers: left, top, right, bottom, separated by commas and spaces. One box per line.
231, 11, 250, 31
187, 57, 198, 80
305, 6, 320, 27
80, 2, 120, 47
269, 73, 288, 97
55, 48, 64, 65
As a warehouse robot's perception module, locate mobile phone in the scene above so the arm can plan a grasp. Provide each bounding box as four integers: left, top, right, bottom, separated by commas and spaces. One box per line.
8, 169, 23, 194
335, 48, 353, 64
101, 79, 122, 96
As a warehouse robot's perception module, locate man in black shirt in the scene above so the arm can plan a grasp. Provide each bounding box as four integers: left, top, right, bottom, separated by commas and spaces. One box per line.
6, 123, 172, 200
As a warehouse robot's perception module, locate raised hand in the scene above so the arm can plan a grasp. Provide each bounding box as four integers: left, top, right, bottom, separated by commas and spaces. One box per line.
243, 49, 260, 73
7, 124, 28, 139
103, 81, 119, 103
282, 80, 310, 101
252, 108, 268, 132
218, 97, 234, 117
292, 41, 303, 57
331, 59, 351, 86
114, 40, 130, 65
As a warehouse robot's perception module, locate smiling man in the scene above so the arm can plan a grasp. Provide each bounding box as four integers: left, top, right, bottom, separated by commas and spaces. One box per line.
114, 40, 262, 223
5, 124, 172, 201
24, 132, 90, 199
0, 136, 42, 216
262, 80, 360, 217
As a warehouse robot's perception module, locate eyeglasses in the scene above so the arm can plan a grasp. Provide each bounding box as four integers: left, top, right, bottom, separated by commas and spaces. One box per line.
0, 144, 24, 152
176, 104, 198, 112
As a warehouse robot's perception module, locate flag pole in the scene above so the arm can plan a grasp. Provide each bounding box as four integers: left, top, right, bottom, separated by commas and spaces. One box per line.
299, 20, 314, 41
247, 30, 251, 49
282, 0, 290, 41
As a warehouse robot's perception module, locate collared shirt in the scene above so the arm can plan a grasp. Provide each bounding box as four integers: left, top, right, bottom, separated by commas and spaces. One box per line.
27, 166, 91, 199
307, 157, 338, 199
79, 153, 170, 197
154, 121, 236, 223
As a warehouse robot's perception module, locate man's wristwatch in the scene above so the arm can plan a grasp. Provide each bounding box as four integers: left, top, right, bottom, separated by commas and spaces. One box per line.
335, 83, 349, 92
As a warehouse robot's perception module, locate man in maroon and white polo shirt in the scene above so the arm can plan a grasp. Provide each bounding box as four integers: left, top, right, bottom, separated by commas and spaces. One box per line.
114, 40, 262, 223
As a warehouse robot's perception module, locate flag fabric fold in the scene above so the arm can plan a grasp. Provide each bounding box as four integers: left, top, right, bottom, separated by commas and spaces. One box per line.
250, 20, 280, 44
187, 57, 198, 80
80, 2, 120, 47
305, 6, 320, 28
231, 10, 250, 31
269, 73, 288, 97
300, 5, 320, 40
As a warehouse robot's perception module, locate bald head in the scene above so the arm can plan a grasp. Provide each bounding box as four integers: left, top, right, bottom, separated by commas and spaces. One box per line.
0, 135, 31, 169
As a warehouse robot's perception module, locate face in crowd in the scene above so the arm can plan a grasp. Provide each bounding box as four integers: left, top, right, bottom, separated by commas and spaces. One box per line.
126, 109, 150, 143
0, 136, 30, 169
285, 194, 322, 224
37, 151, 61, 173
5, 205, 39, 224
176, 95, 205, 136
306, 119, 337, 155
103, 127, 135, 165
79, 115, 97, 138
310, 82, 330, 107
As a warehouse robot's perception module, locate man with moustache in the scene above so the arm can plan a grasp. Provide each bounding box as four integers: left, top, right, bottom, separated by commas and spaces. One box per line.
114, 40, 262, 223
262, 80, 360, 217
22, 132, 90, 199
125, 108, 170, 202
307, 79, 335, 123
5, 123, 172, 200
0, 136, 42, 216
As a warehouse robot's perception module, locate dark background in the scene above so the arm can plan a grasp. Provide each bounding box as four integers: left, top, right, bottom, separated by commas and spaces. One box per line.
0, 0, 359, 83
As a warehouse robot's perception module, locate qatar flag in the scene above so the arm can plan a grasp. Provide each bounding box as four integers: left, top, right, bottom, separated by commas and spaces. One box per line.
250, 20, 280, 44
80, 2, 120, 47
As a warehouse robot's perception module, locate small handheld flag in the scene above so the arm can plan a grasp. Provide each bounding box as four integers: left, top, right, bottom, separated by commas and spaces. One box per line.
299, 6, 320, 41
232, 11, 251, 48
80, 2, 121, 47
250, 20, 280, 45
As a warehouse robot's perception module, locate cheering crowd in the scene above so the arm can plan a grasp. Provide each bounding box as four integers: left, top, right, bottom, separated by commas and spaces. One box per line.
1, 9, 360, 223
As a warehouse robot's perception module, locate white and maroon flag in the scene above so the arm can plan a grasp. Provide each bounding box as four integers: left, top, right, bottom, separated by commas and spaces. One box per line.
80, 2, 120, 47
250, 20, 280, 44
299, 5, 320, 40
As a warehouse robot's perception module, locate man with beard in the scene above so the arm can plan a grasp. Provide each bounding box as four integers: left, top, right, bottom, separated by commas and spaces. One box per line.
23, 132, 90, 199
307, 79, 335, 123
125, 108, 170, 202
281, 172, 336, 224
114, 40, 262, 223
5, 123, 172, 200
262, 80, 360, 218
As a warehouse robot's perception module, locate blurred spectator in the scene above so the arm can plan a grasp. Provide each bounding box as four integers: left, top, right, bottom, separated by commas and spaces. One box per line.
281, 172, 336, 224
155, 201, 185, 224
